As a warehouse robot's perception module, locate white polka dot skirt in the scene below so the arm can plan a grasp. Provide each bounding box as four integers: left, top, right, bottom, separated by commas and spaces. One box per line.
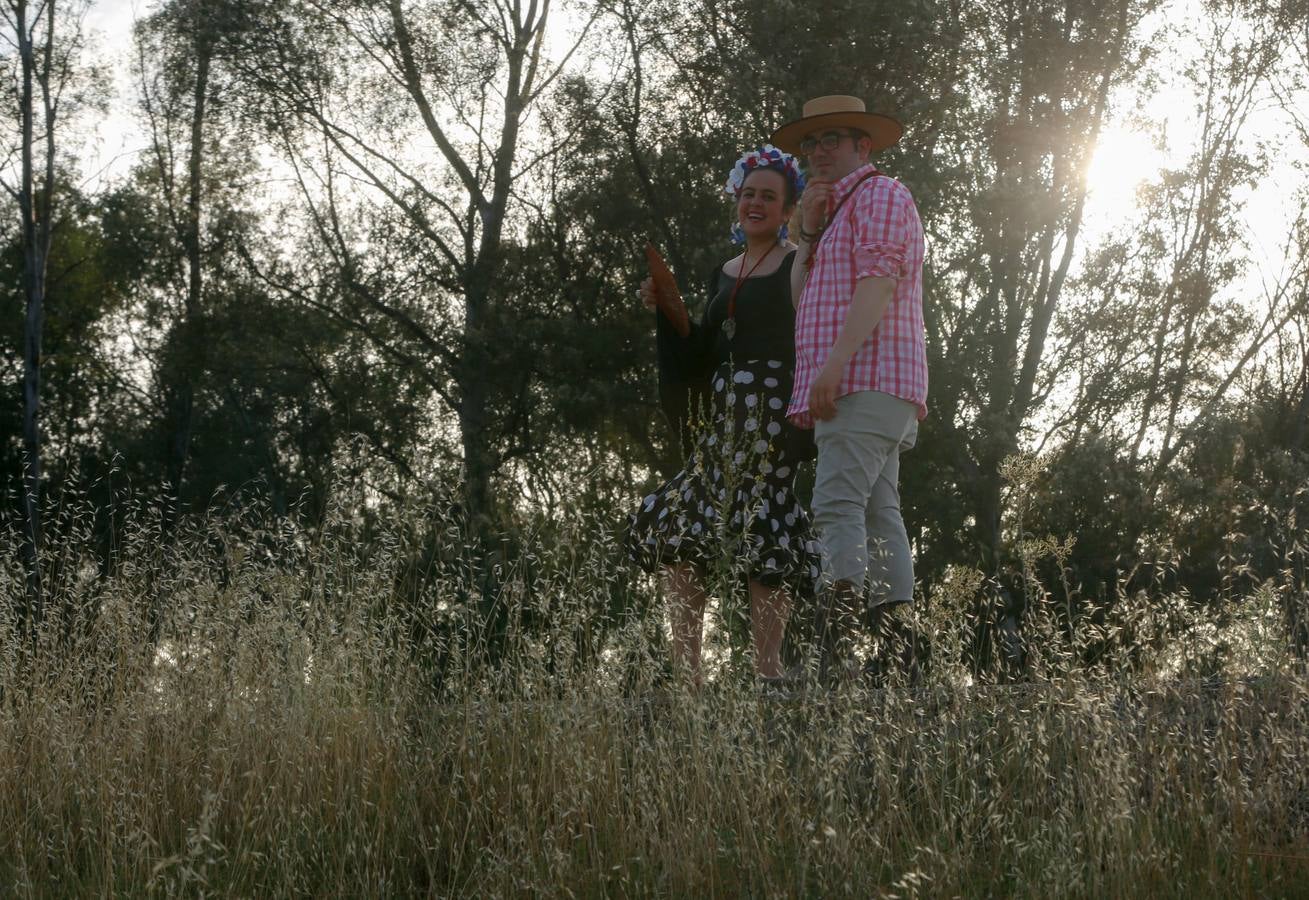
627, 359, 821, 591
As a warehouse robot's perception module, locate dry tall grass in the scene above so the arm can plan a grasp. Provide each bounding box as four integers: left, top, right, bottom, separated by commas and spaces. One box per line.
1, 488, 1306, 897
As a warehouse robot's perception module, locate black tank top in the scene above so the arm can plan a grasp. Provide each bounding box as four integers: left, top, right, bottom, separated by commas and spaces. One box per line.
703, 250, 797, 367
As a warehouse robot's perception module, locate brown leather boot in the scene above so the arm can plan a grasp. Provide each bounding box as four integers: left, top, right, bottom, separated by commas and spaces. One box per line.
863, 602, 924, 687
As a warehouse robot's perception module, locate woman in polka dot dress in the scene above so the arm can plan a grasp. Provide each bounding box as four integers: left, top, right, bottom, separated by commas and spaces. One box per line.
628, 146, 821, 686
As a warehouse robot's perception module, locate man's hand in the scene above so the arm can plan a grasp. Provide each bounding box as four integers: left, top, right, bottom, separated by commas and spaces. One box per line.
809, 360, 843, 421
800, 179, 831, 236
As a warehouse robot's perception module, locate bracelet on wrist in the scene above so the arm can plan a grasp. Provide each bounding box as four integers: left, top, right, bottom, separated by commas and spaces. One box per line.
798, 227, 821, 242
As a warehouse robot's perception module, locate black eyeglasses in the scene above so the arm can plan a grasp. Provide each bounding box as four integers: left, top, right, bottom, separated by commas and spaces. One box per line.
798, 130, 857, 155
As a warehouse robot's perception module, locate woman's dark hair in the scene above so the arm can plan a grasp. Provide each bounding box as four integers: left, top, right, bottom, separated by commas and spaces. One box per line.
742, 163, 800, 207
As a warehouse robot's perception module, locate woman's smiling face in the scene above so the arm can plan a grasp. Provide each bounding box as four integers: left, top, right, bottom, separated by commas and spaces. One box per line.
736, 168, 792, 242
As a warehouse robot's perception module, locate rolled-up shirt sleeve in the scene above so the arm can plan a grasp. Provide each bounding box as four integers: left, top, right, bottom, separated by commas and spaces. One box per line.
853, 179, 910, 280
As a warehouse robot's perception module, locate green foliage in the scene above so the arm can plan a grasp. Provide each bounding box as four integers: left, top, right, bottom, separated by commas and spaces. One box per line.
0, 181, 136, 495
5, 0, 1309, 681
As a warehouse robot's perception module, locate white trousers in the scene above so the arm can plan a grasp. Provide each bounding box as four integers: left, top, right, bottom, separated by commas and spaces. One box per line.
812, 390, 919, 605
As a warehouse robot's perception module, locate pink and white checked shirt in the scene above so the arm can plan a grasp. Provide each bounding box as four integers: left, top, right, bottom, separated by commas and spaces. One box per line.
788, 163, 928, 428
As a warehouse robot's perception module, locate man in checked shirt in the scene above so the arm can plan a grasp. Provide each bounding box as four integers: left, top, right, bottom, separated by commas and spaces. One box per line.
769, 95, 929, 684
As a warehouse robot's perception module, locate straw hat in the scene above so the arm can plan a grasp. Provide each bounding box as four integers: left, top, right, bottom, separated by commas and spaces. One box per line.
769, 95, 902, 155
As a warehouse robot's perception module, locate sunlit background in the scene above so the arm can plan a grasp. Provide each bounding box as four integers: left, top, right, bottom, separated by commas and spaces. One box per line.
1085, 124, 1170, 221
3, 6, 1305, 890
81, 0, 1305, 271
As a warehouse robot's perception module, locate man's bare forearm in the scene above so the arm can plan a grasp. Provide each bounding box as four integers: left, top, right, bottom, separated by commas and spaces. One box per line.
790, 241, 811, 308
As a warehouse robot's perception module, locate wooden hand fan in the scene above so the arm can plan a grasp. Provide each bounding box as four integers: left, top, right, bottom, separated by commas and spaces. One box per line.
644, 242, 689, 337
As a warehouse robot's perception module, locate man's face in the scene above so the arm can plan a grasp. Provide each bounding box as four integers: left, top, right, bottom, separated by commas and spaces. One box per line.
800, 129, 868, 180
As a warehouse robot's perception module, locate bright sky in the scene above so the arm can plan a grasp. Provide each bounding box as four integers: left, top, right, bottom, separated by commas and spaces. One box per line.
79, 0, 145, 191
80, 0, 1303, 283
1082, 1, 1307, 269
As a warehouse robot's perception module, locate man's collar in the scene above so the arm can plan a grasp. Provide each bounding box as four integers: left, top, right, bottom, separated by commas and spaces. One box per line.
831, 162, 878, 196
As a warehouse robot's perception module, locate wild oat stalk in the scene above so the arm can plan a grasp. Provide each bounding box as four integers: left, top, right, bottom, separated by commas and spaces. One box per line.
0, 480, 1305, 897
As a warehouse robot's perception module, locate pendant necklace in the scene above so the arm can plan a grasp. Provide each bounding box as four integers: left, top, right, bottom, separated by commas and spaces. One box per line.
723, 246, 773, 340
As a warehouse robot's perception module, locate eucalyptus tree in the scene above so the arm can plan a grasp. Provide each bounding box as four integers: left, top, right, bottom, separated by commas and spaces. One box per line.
219, 0, 604, 539
0, 183, 137, 492
119, 0, 366, 520
133, 0, 217, 507
0, 0, 97, 629
1120, 9, 1303, 501
1030, 1, 1309, 613
913, 1, 1156, 593
129, 0, 278, 519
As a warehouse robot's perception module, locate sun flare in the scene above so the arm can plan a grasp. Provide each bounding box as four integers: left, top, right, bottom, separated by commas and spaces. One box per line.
1084, 125, 1170, 221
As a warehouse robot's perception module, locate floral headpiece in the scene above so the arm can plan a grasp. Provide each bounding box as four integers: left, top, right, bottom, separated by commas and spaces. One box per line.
724, 144, 806, 245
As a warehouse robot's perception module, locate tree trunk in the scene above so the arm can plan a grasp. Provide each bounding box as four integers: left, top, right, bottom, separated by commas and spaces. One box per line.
1289, 351, 1309, 663
165, 25, 211, 506
458, 283, 493, 537
15, 0, 48, 634
20, 229, 44, 631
